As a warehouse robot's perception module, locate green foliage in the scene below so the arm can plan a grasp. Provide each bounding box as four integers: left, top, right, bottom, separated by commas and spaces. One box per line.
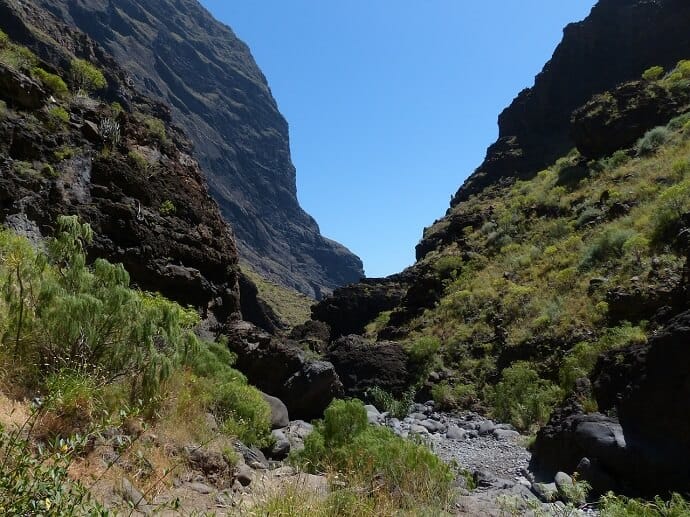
54, 147, 76, 161
294, 399, 453, 510
366, 386, 414, 419
600, 492, 690, 516
0, 216, 200, 404
580, 228, 635, 269
41, 163, 58, 179
603, 150, 631, 170
33, 68, 69, 97
143, 116, 168, 144
407, 336, 440, 376
652, 180, 690, 241
0, 421, 106, 516
47, 106, 69, 129
636, 127, 672, 156
666, 112, 690, 131
159, 200, 176, 216
642, 65, 665, 81
433, 254, 464, 278
0, 29, 8, 48
0, 43, 38, 72
70, 58, 106, 93
99, 118, 120, 149
431, 381, 477, 410
128, 150, 149, 171
488, 362, 563, 431
0, 100, 6, 118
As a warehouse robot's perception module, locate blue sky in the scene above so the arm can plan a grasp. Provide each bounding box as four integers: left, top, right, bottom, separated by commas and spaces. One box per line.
200, 1, 597, 278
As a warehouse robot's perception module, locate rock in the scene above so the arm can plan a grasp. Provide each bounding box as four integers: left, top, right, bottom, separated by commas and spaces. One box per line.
325, 335, 413, 398
235, 464, 253, 487
262, 393, 290, 429
576, 457, 617, 495
0, 62, 46, 109
228, 322, 343, 420
289, 320, 331, 353
188, 482, 214, 495
364, 404, 380, 415
184, 445, 229, 477
478, 421, 496, 436
473, 469, 514, 490
532, 482, 558, 503
81, 120, 100, 143
272, 466, 296, 477
312, 278, 407, 339
204, 413, 218, 433
234, 442, 269, 470
117, 478, 147, 507
420, 419, 444, 434
409, 425, 429, 435
493, 428, 520, 441
269, 430, 290, 460
446, 424, 467, 441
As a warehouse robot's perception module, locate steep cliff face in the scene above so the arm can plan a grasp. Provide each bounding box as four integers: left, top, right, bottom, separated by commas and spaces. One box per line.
0, 0, 243, 322
452, 0, 690, 205
33, 0, 364, 299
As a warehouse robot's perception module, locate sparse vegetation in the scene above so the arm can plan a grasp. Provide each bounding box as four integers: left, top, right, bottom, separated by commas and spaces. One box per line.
636, 126, 672, 156
70, 58, 106, 93
33, 67, 69, 97
159, 199, 176, 216
642, 65, 665, 81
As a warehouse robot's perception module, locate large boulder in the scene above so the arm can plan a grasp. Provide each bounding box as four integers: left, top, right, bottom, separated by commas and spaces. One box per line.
0, 62, 46, 109
227, 321, 343, 420
326, 335, 412, 398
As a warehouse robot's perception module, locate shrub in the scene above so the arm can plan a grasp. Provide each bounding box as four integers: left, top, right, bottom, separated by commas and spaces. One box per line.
642, 65, 664, 81
0, 421, 105, 515
294, 399, 453, 510
0, 45, 37, 71
652, 180, 690, 241
0, 29, 8, 48
580, 228, 635, 269
159, 199, 176, 216
70, 58, 106, 93
33, 67, 68, 97
144, 116, 168, 144
0, 216, 200, 403
433, 255, 463, 278
431, 381, 477, 410
128, 149, 149, 171
600, 492, 690, 516
666, 112, 690, 131
215, 381, 272, 447
488, 362, 563, 431
636, 126, 671, 156
366, 386, 414, 418
407, 336, 440, 377
99, 118, 120, 149
676, 59, 690, 79
603, 150, 631, 170
47, 106, 69, 129
575, 206, 602, 228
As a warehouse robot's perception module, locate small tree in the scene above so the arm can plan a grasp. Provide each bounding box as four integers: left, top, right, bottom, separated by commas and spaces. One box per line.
642, 65, 664, 81
70, 58, 106, 93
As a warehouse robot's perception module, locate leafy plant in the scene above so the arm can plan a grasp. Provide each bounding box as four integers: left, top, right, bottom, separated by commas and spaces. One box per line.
366, 386, 414, 418
636, 126, 671, 156
70, 58, 106, 93
99, 118, 121, 149
600, 492, 690, 516
33, 67, 69, 97
642, 65, 665, 81
159, 200, 176, 216
47, 106, 70, 129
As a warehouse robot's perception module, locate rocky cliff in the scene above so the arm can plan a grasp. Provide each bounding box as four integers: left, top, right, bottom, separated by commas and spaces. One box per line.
32, 0, 363, 299
452, 0, 690, 206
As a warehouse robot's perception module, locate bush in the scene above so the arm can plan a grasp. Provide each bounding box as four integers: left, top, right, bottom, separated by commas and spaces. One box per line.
215, 381, 272, 447
600, 492, 690, 516
603, 150, 631, 170
33, 68, 68, 97
0, 29, 8, 48
294, 399, 453, 510
0, 421, 105, 515
433, 255, 463, 278
366, 386, 414, 418
47, 106, 69, 129
642, 65, 664, 81
580, 228, 635, 269
652, 180, 690, 242
636, 126, 671, 156
70, 58, 106, 93
143, 115, 168, 144
488, 362, 563, 431
159, 199, 176, 216
0, 44, 37, 72
666, 112, 690, 131
431, 381, 477, 410
407, 336, 440, 376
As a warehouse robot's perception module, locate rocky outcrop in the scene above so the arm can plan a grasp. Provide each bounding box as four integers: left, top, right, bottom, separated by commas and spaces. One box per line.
226, 321, 343, 420
0, 62, 46, 109
311, 277, 408, 340
572, 80, 690, 159
532, 312, 690, 496
32, 0, 364, 298
452, 0, 690, 205
326, 335, 412, 398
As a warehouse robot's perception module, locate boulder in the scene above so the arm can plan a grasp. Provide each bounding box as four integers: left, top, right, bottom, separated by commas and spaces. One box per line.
227, 321, 343, 420
326, 334, 412, 398
268, 430, 290, 460
532, 482, 558, 503
261, 393, 289, 429
0, 62, 46, 109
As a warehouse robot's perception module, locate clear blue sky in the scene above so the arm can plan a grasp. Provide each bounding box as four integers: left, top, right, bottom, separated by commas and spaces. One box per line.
200, 1, 597, 278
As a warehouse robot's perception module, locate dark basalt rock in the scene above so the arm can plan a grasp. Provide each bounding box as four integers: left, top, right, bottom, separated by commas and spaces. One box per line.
32, 0, 364, 299
571, 80, 690, 159
311, 277, 408, 340
532, 311, 690, 496
0, 62, 46, 109
226, 321, 343, 420
326, 335, 412, 398
452, 0, 690, 205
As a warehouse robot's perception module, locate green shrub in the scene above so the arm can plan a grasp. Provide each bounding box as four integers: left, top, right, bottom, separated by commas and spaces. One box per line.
0, 421, 105, 515
407, 336, 440, 376
652, 180, 690, 241
41, 163, 58, 178
294, 399, 453, 510
144, 116, 168, 144
366, 386, 414, 418
642, 65, 665, 81
215, 381, 272, 447
488, 362, 563, 431
0, 29, 8, 48
666, 112, 690, 131
600, 492, 690, 516
433, 255, 463, 278
54, 147, 76, 161
636, 126, 671, 156
0, 45, 37, 71
603, 150, 631, 170
70, 58, 106, 93
0, 216, 200, 403
128, 150, 149, 171
676, 59, 690, 79
431, 381, 477, 410
575, 206, 603, 228
33, 68, 68, 97
47, 106, 69, 129
580, 228, 636, 269
159, 199, 176, 216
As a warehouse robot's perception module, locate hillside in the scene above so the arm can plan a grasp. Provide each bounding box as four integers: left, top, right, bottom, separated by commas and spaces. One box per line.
31, 0, 364, 299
